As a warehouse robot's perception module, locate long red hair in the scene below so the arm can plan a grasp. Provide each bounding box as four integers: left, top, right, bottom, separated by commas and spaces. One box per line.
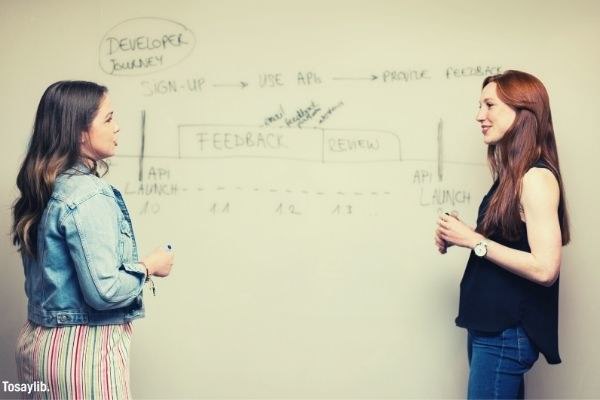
477, 70, 570, 245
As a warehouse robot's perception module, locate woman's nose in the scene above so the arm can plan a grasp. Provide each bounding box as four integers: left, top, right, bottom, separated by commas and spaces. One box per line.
475, 108, 486, 122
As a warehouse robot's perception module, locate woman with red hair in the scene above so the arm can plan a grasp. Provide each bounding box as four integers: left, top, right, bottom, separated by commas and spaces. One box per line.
435, 70, 570, 399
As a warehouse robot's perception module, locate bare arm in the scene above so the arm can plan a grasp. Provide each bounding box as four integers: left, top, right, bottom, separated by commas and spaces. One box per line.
436, 168, 563, 286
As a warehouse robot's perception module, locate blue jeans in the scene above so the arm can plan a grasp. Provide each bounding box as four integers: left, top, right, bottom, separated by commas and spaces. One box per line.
467, 326, 539, 399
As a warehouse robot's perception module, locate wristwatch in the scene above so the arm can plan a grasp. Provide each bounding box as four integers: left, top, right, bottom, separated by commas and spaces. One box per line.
473, 240, 488, 257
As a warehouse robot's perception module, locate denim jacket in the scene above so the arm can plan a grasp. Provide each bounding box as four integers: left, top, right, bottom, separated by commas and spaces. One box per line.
23, 166, 146, 327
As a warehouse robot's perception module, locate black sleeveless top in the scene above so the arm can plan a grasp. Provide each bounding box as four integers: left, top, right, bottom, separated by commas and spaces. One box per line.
455, 164, 561, 364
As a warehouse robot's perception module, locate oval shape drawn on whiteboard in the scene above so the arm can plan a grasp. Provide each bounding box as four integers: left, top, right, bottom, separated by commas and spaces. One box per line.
98, 17, 196, 76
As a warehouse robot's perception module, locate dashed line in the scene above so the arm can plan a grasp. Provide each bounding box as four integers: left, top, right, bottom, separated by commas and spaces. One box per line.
195, 186, 393, 196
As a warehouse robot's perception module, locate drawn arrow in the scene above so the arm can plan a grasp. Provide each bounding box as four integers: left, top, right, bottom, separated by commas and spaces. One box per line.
212, 81, 249, 88
331, 75, 378, 81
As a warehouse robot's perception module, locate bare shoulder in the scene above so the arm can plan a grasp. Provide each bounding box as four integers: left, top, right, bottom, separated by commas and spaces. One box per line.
523, 167, 558, 189
522, 167, 559, 205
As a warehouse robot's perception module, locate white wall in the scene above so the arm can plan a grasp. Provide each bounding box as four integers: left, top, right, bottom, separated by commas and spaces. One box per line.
1, 0, 599, 398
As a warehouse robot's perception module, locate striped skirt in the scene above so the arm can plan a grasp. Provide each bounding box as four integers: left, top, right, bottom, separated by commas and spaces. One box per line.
15, 321, 133, 399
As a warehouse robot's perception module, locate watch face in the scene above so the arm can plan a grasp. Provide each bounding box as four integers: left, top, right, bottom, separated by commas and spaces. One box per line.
474, 242, 487, 257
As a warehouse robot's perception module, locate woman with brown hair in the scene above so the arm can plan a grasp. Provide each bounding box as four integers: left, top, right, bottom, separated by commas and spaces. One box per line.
435, 70, 570, 399
12, 80, 174, 398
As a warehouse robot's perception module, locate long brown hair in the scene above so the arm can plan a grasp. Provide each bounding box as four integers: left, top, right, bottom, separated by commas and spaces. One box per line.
477, 70, 570, 245
12, 81, 108, 259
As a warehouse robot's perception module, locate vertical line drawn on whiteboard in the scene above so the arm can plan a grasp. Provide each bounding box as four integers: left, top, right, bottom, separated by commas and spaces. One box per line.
138, 110, 146, 182
177, 121, 182, 159
437, 118, 443, 182
321, 128, 325, 163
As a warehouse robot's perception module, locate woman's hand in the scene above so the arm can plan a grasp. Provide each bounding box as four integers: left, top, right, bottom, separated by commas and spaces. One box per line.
436, 213, 483, 251
142, 247, 175, 277
434, 227, 450, 254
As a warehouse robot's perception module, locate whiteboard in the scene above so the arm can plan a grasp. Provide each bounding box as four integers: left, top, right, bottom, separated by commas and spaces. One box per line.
1, 1, 599, 398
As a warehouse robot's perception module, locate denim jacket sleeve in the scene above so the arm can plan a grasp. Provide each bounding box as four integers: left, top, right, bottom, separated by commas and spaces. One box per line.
60, 190, 145, 311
